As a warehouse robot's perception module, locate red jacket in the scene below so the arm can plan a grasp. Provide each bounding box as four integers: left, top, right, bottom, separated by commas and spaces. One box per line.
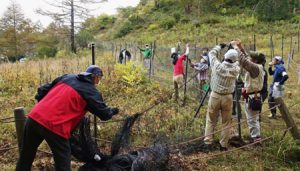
173, 54, 187, 76
29, 74, 115, 139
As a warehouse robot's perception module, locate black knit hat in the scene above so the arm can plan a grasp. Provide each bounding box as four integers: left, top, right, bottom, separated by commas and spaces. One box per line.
249, 51, 266, 64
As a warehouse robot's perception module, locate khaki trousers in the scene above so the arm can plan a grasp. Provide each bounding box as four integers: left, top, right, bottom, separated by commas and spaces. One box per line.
173, 74, 184, 103
204, 91, 233, 147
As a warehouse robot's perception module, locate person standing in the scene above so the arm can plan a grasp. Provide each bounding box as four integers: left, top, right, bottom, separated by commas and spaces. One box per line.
204, 42, 240, 151
16, 65, 119, 171
268, 56, 289, 119
240, 51, 266, 143
118, 48, 132, 64
190, 55, 209, 98
171, 44, 190, 104
138, 44, 152, 69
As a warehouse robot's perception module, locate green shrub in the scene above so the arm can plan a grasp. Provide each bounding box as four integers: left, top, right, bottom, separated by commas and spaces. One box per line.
200, 15, 221, 24
173, 12, 182, 22
128, 14, 145, 26
148, 24, 159, 31
37, 47, 57, 58
97, 15, 116, 29
180, 16, 190, 24
115, 20, 133, 38
291, 14, 300, 23
76, 30, 94, 48
114, 61, 147, 86
55, 49, 69, 58
159, 16, 176, 29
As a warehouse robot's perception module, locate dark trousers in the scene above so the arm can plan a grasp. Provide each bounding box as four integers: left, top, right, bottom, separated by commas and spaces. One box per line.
268, 93, 277, 117
16, 118, 71, 171
261, 91, 268, 103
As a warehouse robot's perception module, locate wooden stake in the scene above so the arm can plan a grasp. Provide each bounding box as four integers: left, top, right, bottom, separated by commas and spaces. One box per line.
14, 107, 26, 154
275, 98, 300, 140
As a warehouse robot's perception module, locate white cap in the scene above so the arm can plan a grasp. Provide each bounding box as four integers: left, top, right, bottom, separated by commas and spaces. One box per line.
171, 47, 176, 54
274, 56, 282, 61
224, 49, 238, 63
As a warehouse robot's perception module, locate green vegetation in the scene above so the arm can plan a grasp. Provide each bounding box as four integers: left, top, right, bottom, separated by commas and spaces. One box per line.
1, 0, 300, 170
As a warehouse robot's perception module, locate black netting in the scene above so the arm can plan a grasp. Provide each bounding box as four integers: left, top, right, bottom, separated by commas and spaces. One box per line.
70, 114, 169, 171
70, 118, 110, 165
111, 113, 141, 156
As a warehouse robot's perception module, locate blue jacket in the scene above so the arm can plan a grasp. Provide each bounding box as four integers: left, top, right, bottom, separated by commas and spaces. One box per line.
268, 64, 288, 91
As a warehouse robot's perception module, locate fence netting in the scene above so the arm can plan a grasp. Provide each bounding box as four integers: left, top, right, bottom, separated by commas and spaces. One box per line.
70, 114, 169, 171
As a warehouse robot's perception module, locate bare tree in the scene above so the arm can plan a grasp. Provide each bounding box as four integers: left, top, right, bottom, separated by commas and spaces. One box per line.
37, 0, 107, 53
0, 0, 37, 58
0, 0, 25, 56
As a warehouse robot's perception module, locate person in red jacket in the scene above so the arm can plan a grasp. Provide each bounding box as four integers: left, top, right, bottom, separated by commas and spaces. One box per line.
16, 65, 119, 171
171, 44, 189, 104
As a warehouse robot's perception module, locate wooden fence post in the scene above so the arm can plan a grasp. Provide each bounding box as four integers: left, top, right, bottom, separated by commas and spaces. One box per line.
14, 107, 26, 154
298, 65, 300, 85
298, 30, 300, 52
275, 98, 300, 140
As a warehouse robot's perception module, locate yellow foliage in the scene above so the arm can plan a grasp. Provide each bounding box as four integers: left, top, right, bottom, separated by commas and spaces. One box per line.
114, 61, 147, 86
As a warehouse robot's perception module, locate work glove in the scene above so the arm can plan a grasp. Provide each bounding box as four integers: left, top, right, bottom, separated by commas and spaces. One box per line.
219, 43, 227, 49
111, 108, 119, 115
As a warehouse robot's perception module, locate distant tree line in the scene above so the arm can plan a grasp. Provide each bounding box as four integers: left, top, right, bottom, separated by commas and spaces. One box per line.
0, 0, 299, 61
144, 0, 299, 21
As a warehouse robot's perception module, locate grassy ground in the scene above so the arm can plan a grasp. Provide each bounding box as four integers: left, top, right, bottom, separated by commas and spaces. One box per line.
0, 48, 300, 170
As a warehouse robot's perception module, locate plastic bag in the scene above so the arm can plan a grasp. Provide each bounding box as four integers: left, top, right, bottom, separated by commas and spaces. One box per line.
272, 82, 284, 98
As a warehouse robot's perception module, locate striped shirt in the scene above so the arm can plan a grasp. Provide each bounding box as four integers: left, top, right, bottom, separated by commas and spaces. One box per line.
194, 62, 209, 81
209, 45, 240, 94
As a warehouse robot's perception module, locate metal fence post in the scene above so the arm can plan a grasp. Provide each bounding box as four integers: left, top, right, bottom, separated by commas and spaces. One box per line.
253, 34, 256, 51
91, 44, 98, 139
281, 34, 284, 58
183, 54, 189, 106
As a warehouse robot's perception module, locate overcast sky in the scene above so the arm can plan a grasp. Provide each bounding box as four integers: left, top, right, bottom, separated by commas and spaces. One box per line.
0, 0, 140, 28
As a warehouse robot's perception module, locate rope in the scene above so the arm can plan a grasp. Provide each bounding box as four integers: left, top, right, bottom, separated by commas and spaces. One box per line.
0, 119, 26, 123
232, 100, 277, 104
197, 127, 292, 160
0, 116, 14, 121
170, 104, 281, 147
38, 149, 52, 155
93, 137, 112, 143
172, 100, 300, 147
95, 71, 200, 124
200, 136, 274, 159
0, 146, 18, 152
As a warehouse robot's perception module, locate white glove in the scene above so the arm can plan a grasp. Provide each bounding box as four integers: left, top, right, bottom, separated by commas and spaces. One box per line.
94, 154, 101, 161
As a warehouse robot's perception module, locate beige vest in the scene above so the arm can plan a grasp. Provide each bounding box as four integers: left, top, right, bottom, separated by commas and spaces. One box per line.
244, 64, 264, 93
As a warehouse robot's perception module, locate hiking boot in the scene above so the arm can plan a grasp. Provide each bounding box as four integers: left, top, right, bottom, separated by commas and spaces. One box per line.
250, 137, 262, 146
268, 114, 276, 119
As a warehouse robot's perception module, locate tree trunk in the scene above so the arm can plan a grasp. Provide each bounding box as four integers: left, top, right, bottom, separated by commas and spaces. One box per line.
13, 5, 18, 56
70, 0, 76, 53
